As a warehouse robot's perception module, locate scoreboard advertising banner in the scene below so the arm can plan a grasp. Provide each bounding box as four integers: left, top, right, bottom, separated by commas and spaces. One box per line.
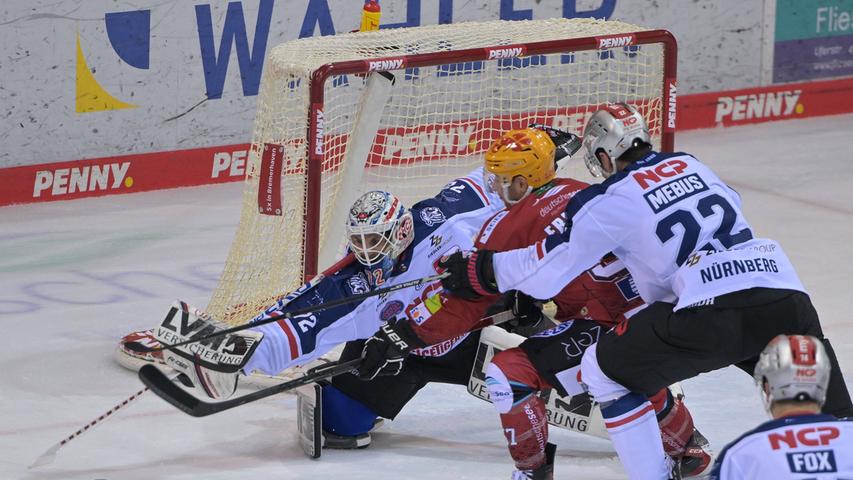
1, 0, 852, 206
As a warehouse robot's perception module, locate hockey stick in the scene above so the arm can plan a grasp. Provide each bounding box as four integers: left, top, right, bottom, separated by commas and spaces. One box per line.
28, 373, 178, 468
139, 359, 360, 417
125, 270, 448, 355
139, 309, 516, 417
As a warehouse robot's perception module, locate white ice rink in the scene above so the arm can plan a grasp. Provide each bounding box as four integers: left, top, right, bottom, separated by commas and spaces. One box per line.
2, 115, 852, 479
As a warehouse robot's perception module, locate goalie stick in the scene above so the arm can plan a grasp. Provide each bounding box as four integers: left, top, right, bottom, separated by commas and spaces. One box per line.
139, 309, 516, 417
125, 270, 448, 355
139, 359, 361, 417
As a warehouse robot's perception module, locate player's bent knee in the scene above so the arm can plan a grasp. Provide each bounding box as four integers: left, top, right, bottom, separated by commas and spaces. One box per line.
485, 362, 517, 414
579, 344, 630, 403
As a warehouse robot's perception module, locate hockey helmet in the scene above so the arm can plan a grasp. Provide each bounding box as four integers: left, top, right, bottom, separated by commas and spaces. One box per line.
582, 103, 651, 177
754, 335, 831, 413
346, 191, 414, 267
485, 128, 557, 204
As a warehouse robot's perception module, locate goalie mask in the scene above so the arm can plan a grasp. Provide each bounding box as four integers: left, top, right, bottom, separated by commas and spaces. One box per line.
347, 191, 415, 273
582, 103, 651, 178
485, 128, 557, 205
753, 334, 831, 414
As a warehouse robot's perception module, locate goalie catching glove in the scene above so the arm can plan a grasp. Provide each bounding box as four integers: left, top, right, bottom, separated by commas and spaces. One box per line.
151, 301, 264, 399
357, 318, 426, 381
437, 250, 499, 299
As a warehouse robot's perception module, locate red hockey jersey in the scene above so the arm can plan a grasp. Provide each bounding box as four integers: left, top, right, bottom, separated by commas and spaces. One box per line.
411, 178, 644, 345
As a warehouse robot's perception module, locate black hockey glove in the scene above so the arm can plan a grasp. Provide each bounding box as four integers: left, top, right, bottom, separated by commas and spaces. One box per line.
357, 318, 426, 381
437, 250, 499, 299
528, 124, 583, 164
504, 290, 544, 328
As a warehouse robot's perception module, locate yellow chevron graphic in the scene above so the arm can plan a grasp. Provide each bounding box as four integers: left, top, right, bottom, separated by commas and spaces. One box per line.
76, 33, 136, 113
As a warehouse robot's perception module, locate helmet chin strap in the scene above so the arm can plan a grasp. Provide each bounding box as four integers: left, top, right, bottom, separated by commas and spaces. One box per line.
500, 181, 532, 206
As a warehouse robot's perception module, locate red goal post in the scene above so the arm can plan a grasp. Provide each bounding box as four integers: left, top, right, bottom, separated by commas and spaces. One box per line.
207, 18, 677, 326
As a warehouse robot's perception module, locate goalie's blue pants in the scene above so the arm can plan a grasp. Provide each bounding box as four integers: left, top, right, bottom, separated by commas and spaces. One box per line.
322, 384, 378, 436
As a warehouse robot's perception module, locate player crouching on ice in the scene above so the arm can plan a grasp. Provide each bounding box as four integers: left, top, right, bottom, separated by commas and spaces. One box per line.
144, 190, 421, 401
123, 166, 506, 448
356, 127, 713, 479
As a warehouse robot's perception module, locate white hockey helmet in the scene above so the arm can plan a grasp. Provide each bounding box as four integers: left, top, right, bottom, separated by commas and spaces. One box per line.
582, 103, 651, 177
753, 334, 831, 413
346, 191, 414, 267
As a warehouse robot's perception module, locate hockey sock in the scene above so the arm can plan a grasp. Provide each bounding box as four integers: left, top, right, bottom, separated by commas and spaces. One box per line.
486, 349, 551, 470
500, 393, 549, 470
654, 389, 694, 457
601, 392, 670, 480
321, 385, 378, 436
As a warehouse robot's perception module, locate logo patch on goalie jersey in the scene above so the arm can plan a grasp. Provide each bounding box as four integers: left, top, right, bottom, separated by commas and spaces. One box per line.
347, 273, 370, 294
380, 300, 404, 322
419, 206, 446, 227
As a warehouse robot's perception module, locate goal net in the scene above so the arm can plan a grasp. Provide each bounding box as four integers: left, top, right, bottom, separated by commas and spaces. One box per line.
206, 17, 676, 325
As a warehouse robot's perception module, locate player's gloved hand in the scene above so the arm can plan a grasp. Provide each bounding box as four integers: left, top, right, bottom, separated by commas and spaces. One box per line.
505, 290, 545, 327
357, 318, 426, 381
437, 250, 499, 300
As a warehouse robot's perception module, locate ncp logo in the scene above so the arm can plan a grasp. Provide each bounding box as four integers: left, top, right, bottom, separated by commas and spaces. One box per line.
768, 426, 840, 450
631, 159, 689, 189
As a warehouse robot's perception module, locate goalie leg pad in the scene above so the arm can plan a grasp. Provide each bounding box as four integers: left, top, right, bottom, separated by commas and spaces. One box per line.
153, 301, 264, 400
295, 383, 322, 458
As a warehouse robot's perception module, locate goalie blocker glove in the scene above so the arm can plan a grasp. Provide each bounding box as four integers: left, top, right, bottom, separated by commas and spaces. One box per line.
437, 250, 498, 299
152, 301, 264, 400
357, 318, 427, 381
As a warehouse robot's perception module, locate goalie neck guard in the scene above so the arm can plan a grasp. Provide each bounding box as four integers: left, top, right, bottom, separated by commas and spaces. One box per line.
346, 191, 414, 273
754, 334, 831, 413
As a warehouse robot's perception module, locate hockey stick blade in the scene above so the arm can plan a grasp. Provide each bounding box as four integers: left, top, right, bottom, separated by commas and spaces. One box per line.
125, 272, 448, 355
139, 359, 362, 417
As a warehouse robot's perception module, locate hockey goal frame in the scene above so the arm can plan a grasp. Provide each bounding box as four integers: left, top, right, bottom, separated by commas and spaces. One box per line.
302, 30, 678, 280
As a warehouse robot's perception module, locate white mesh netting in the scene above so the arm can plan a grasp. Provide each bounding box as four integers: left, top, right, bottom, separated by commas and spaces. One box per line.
206, 17, 668, 325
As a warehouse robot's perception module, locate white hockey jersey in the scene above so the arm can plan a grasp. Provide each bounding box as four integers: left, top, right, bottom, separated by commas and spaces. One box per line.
710, 414, 853, 479
243, 167, 503, 376
492, 152, 806, 310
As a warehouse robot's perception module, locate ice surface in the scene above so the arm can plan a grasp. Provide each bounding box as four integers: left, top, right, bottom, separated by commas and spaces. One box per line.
1, 114, 852, 479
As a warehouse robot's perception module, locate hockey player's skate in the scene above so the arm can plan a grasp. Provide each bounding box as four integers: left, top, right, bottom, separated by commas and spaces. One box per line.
152, 301, 263, 400
511, 443, 555, 480
677, 429, 714, 477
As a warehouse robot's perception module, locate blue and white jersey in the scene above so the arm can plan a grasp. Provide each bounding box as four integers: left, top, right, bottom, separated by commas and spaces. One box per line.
243, 167, 502, 375
710, 414, 853, 479
492, 152, 805, 310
